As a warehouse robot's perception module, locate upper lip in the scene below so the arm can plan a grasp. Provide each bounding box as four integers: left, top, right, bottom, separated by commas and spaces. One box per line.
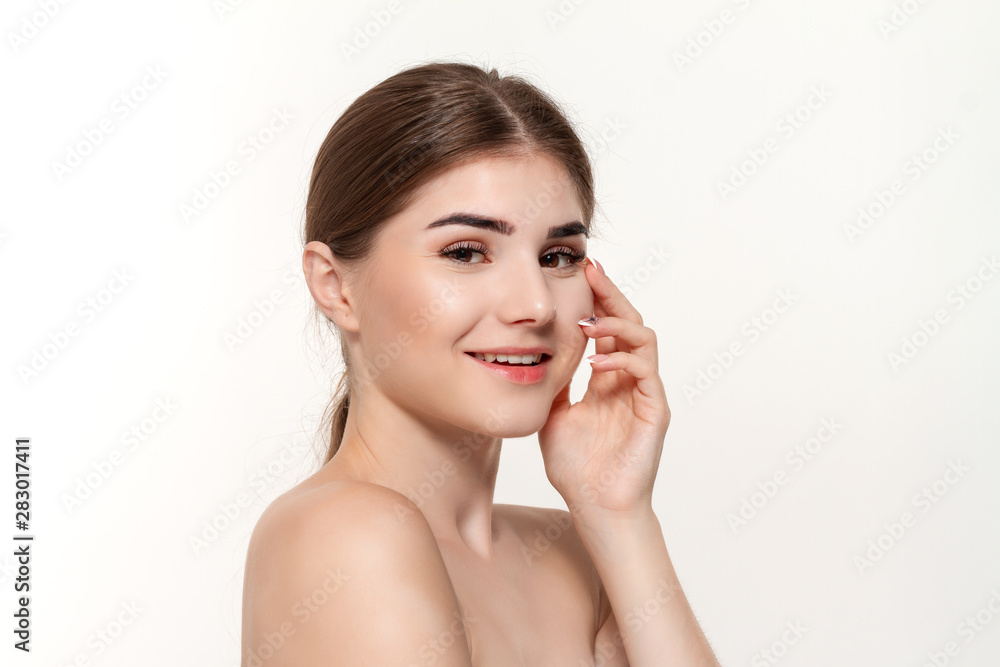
466, 346, 553, 356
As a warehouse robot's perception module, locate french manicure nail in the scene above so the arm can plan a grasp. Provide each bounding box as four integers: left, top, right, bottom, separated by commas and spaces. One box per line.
587, 256, 604, 275
587, 354, 608, 364
578, 316, 600, 327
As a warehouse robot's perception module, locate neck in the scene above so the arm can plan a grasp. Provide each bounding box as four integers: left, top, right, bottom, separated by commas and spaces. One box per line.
330, 386, 503, 560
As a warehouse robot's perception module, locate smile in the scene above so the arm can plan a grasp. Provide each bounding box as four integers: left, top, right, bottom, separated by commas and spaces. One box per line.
470, 352, 544, 365
464, 352, 551, 385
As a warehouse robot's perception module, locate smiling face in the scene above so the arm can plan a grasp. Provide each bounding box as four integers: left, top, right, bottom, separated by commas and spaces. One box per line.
347, 152, 594, 438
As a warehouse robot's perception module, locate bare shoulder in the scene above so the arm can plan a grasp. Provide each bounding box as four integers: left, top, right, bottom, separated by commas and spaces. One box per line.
242, 480, 473, 666
496, 503, 590, 565
495, 503, 602, 614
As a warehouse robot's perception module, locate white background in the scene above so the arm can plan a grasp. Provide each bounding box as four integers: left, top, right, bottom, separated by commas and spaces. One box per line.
3, 1, 999, 665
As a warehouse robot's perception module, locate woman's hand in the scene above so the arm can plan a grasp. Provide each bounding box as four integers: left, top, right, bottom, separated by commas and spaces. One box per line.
538, 257, 671, 518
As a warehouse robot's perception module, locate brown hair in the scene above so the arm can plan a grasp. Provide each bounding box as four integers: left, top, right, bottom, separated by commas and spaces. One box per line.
303, 60, 598, 464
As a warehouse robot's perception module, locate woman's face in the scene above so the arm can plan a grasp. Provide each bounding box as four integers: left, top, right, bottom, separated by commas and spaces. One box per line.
351, 152, 594, 438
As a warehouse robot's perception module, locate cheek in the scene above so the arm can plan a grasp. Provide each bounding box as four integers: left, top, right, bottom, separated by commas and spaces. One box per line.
558, 275, 595, 317
391, 274, 469, 348
554, 276, 595, 355
362, 268, 431, 342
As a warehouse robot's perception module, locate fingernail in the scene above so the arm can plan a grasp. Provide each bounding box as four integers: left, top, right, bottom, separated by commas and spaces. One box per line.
588, 256, 605, 275
586, 354, 608, 364
578, 316, 600, 327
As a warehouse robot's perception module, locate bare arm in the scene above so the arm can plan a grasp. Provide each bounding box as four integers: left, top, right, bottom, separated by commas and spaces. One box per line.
241, 482, 474, 666
582, 505, 719, 667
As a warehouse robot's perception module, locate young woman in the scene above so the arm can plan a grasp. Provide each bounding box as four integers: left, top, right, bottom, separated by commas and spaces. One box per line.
241, 61, 720, 666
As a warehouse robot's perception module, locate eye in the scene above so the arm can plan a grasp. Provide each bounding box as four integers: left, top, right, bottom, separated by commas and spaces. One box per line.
440, 242, 587, 269
540, 247, 587, 269
440, 241, 489, 264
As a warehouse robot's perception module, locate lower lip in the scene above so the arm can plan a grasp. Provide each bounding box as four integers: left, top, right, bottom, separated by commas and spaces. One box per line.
465, 353, 550, 385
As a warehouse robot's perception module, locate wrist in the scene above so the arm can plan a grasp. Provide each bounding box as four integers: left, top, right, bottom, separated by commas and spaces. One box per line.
566, 499, 659, 535
568, 502, 668, 567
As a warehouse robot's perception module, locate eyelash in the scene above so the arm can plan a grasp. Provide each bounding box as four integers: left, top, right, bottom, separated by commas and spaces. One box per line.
440, 241, 587, 269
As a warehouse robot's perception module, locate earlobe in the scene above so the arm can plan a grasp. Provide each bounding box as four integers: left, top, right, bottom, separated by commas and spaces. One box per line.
302, 241, 361, 332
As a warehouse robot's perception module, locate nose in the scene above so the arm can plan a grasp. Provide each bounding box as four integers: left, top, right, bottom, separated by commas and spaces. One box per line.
495, 256, 557, 326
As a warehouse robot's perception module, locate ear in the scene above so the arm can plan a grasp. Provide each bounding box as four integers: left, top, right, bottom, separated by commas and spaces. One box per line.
302, 241, 361, 333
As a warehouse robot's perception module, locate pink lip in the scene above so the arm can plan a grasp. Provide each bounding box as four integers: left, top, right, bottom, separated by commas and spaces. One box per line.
465, 352, 550, 385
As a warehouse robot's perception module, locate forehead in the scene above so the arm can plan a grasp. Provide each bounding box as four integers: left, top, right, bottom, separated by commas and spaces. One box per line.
392, 153, 584, 234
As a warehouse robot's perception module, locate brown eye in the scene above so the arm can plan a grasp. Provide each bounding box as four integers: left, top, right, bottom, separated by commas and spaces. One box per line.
541, 249, 586, 269
441, 242, 489, 264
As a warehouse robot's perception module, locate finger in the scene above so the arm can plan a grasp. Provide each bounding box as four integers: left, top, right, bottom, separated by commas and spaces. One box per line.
579, 315, 658, 367
586, 258, 643, 325
591, 298, 617, 357
586, 350, 667, 410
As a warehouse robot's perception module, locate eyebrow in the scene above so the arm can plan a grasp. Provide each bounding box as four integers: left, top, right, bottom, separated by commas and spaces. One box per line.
426, 212, 589, 239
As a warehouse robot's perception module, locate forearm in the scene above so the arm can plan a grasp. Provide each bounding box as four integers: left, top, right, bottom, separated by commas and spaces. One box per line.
572, 504, 720, 667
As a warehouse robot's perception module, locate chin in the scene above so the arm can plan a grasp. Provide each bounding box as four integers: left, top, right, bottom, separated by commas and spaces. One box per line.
495, 416, 549, 439
466, 391, 559, 439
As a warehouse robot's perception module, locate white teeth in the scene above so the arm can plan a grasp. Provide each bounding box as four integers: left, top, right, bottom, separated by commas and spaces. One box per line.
472, 353, 543, 365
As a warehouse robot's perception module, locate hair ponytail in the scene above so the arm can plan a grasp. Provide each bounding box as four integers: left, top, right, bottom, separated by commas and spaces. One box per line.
323, 372, 350, 464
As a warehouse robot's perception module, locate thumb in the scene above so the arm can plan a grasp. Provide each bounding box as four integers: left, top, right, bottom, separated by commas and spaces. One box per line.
551, 377, 572, 411
539, 378, 571, 449
542, 379, 572, 433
